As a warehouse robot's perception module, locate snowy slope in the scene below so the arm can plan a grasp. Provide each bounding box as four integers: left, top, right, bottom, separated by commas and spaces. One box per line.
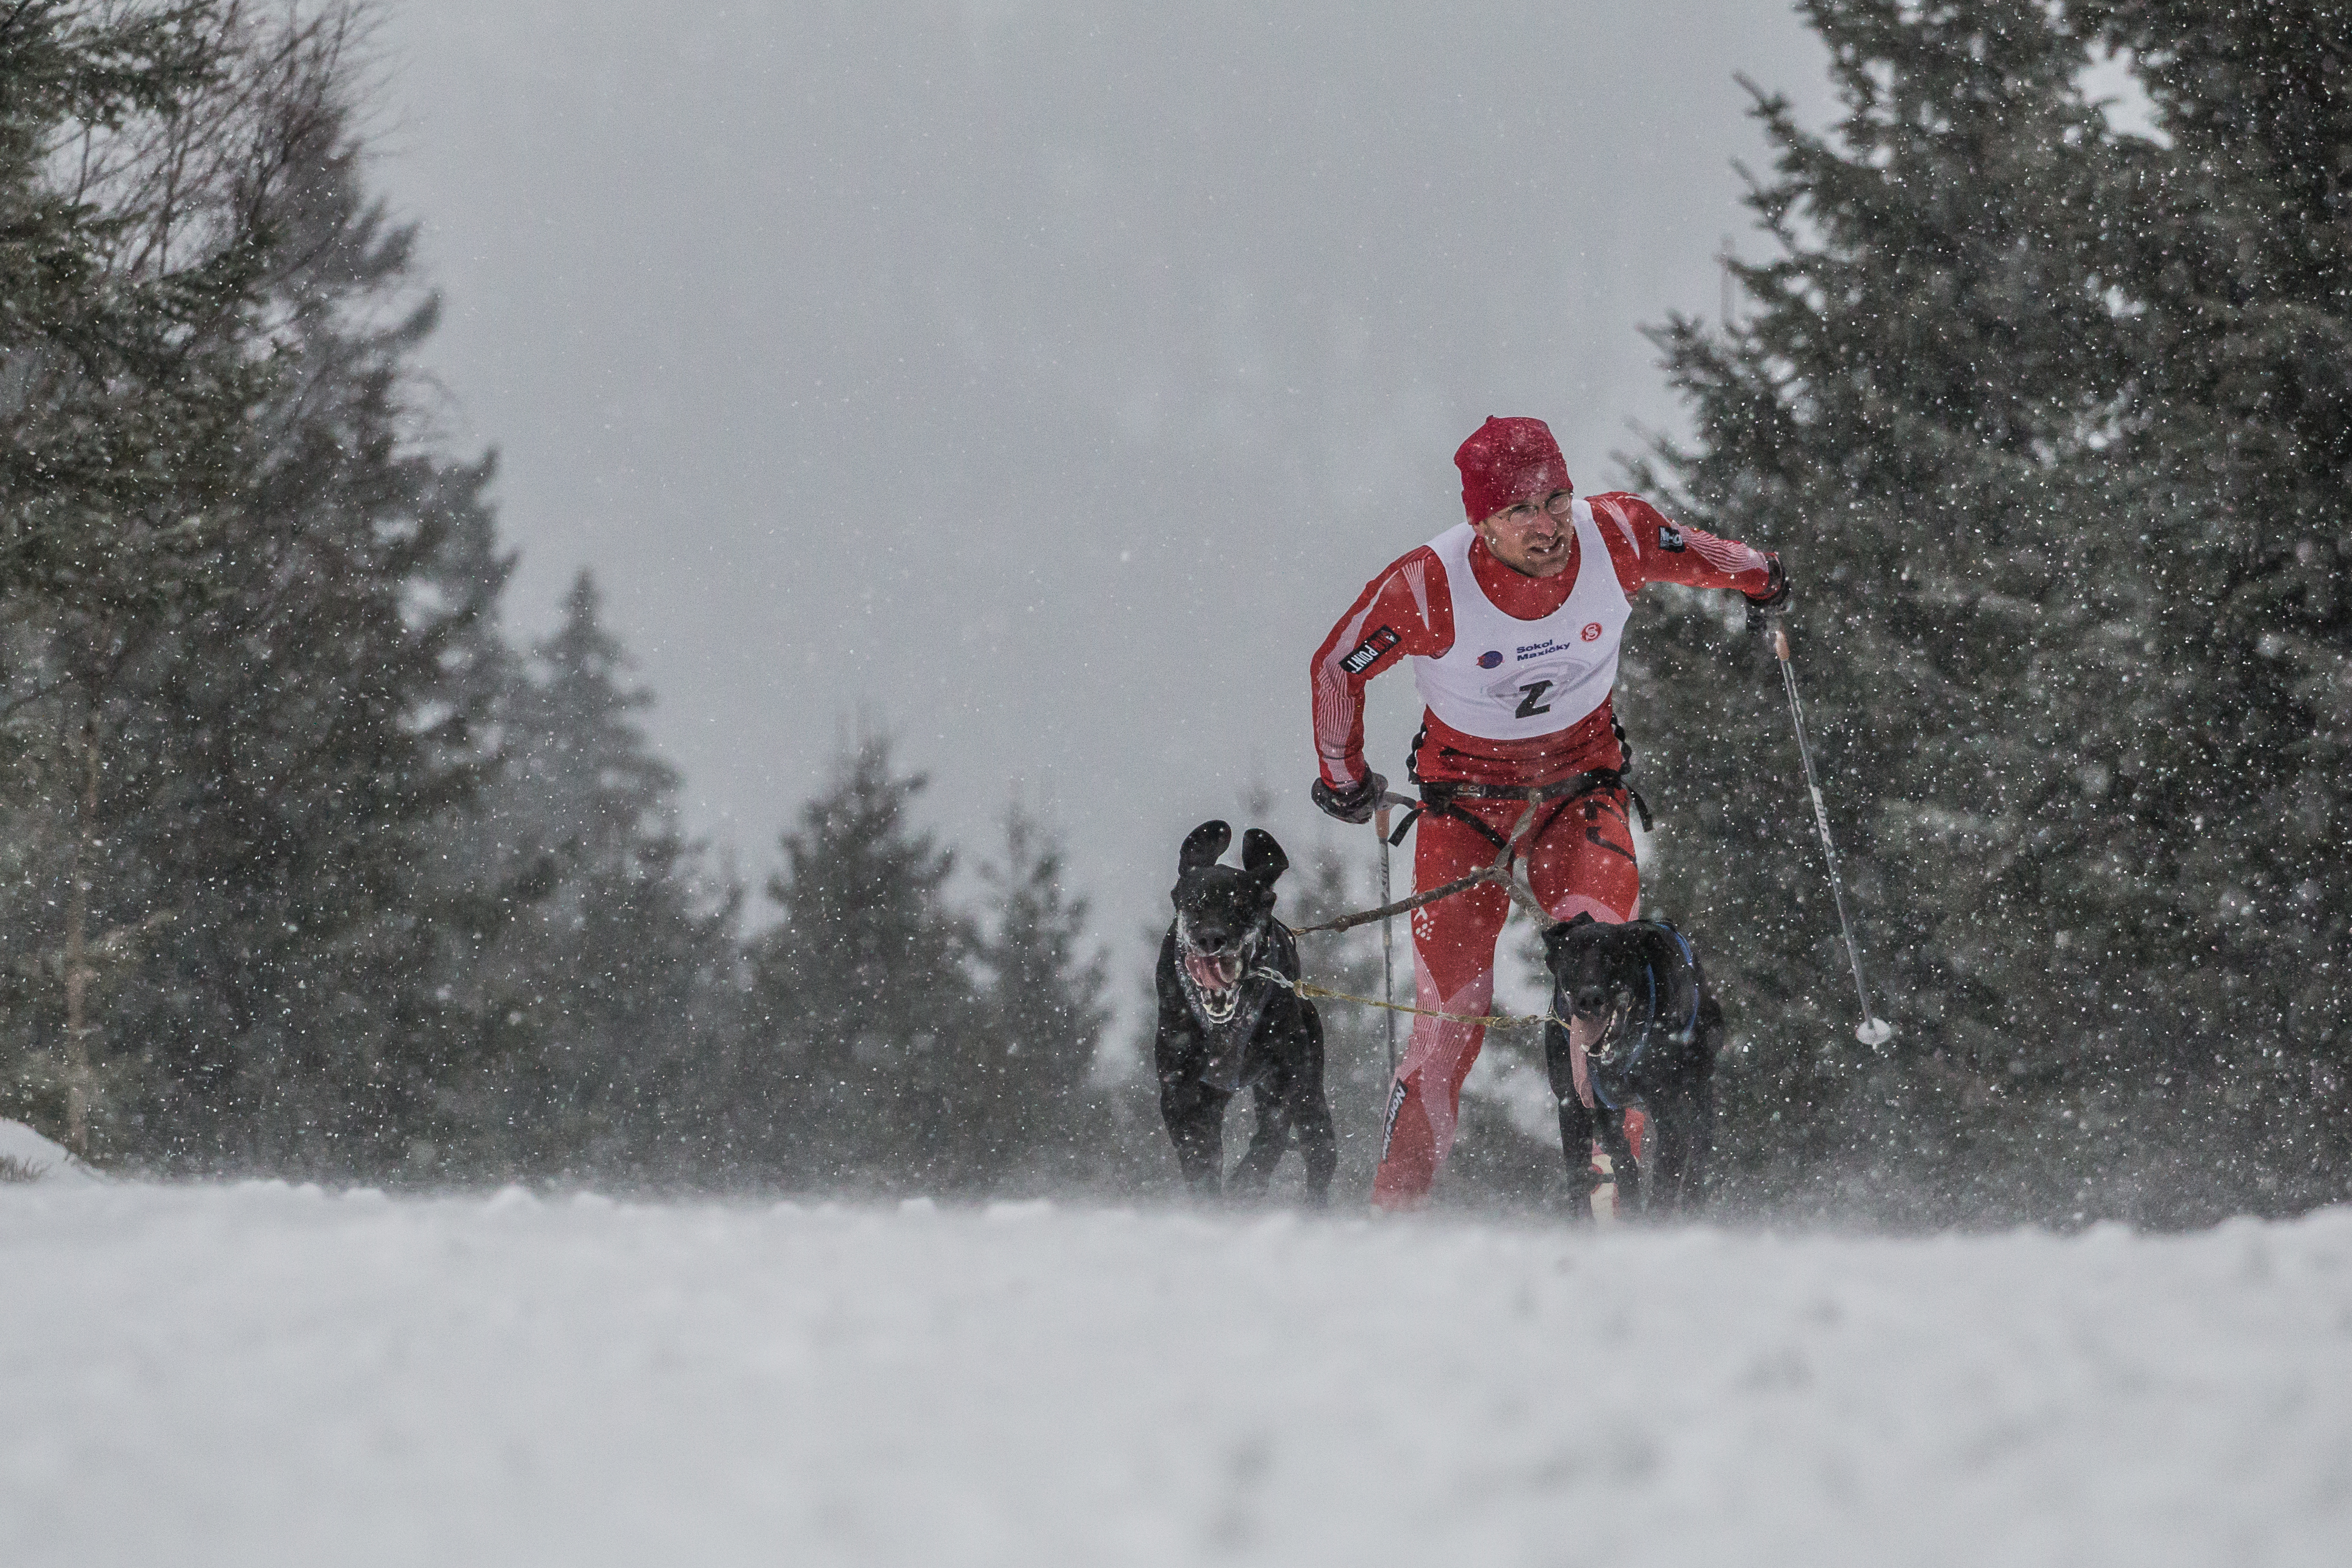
3, 1185, 2348, 1568
0, 1119, 97, 1185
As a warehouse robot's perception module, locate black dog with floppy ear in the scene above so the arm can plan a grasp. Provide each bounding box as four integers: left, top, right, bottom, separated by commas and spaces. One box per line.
1177, 819, 1232, 875
1240, 825, 1288, 883
1154, 820, 1336, 1204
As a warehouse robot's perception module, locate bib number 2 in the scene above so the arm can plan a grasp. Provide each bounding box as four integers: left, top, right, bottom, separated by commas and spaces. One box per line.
1515, 680, 1555, 719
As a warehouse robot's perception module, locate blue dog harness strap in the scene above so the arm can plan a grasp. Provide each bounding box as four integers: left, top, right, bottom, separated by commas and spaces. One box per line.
1669, 926, 1701, 1037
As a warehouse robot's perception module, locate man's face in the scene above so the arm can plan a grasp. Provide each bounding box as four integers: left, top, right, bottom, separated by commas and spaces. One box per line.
1474, 488, 1575, 578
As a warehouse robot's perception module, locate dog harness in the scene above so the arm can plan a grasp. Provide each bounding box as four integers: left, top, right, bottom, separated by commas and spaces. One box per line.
1411, 502, 1632, 742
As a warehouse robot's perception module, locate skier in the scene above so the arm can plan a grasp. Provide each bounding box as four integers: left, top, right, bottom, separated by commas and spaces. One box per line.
1309, 415, 1785, 1209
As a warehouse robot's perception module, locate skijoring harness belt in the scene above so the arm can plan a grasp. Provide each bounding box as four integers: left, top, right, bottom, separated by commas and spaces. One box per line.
1389, 710, 1652, 848
1290, 765, 1644, 938
1292, 712, 1651, 938
1390, 768, 1653, 854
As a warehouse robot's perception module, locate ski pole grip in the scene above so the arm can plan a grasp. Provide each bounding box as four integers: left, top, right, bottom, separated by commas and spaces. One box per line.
1770, 622, 1791, 663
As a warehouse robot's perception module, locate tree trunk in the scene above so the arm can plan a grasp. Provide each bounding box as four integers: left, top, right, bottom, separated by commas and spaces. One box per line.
63, 704, 100, 1159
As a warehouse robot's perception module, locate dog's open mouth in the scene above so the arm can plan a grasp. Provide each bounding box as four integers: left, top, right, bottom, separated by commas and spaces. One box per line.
1570, 985, 1642, 1066
1179, 934, 1249, 1024
1580, 1003, 1633, 1066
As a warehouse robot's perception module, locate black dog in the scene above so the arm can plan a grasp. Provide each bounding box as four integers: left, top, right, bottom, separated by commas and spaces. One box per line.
1153, 820, 1337, 1204
1539, 916, 1724, 1216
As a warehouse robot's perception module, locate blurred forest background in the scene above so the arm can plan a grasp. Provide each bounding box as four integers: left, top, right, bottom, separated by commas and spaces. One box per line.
2, 0, 2345, 1226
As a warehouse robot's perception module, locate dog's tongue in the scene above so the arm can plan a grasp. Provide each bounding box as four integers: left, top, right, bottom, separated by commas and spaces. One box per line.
1185, 950, 1241, 992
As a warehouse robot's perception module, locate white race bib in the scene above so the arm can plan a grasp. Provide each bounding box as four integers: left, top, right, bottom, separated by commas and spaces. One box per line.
1410, 503, 1630, 741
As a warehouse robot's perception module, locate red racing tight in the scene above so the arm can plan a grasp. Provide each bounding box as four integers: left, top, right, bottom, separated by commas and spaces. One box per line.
1374, 787, 1640, 1209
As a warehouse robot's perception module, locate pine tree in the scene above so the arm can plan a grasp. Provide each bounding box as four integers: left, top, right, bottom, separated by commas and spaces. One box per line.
17, 31, 512, 1178
0, 0, 269, 1156
1631, 0, 2161, 1221
0, 4, 453, 1169
742, 736, 981, 1191
456, 571, 742, 1183
970, 803, 1111, 1190
1626, 0, 2352, 1222
2057, 0, 2352, 1211
0, 0, 271, 628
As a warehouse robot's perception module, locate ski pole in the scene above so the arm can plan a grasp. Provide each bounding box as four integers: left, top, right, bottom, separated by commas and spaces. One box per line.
1768, 619, 1894, 1047
1373, 802, 1398, 1077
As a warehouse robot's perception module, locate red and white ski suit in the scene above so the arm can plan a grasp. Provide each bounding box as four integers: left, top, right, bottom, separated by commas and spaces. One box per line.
1309, 491, 1773, 1207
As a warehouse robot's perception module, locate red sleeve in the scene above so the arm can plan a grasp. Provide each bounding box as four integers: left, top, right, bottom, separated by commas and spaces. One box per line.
1308, 545, 1451, 787
1587, 493, 1775, 596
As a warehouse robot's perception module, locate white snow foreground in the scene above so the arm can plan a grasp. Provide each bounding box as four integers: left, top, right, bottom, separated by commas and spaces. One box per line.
3, 1186, 2349, 1568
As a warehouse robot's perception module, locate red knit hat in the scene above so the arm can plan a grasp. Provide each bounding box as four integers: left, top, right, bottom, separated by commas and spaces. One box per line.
1454, 416, 1571, 523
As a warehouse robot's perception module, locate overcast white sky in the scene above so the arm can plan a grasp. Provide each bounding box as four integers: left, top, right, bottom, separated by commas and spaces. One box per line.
372, 0, 1832, 975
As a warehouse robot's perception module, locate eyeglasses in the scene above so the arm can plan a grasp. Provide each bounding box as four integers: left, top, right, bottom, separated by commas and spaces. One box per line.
1493, 490, 1575, 528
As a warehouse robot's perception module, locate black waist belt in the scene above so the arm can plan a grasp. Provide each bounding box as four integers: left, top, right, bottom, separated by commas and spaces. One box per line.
1389, 767, 1652, 850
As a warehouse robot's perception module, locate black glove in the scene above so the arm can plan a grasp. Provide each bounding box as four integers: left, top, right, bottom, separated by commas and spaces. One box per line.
1311, 771, 1388, 825
1744, 553, 1790, 613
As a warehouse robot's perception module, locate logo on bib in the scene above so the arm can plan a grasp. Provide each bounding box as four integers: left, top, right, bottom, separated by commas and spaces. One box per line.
1476, 649, 1503, 669
1580, 622, 1603, 643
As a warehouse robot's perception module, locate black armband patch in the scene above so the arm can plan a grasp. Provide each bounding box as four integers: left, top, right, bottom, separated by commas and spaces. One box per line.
1339, 625, 1401, 675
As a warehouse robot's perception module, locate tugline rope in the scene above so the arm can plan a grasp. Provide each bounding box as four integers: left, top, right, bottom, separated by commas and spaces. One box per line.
1257, 964, 1651, 1077
1251, 966, 1568, 1034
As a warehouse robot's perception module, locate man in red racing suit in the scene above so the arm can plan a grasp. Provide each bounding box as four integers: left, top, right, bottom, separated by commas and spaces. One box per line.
1308, 415, 1784, 1209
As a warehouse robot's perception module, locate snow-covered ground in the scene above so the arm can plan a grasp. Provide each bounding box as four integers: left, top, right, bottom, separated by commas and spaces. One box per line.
0, 1119, 96, 1185
4, 1182, 2349, 1568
